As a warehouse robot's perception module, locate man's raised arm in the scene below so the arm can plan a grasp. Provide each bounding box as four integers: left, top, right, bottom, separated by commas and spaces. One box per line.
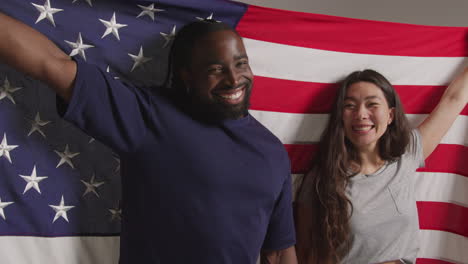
0, 12, 76, 102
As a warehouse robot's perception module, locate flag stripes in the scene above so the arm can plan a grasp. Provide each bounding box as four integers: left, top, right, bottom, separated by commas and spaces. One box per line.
414, 172, 468, 206
0, 236, 119, 264
251, 76, 468, 115
418, 230, 468, 263
250, 111, 468, 146
417, 258, 460, 264
238, 6, 468, 57
417, 201, 468, 237
243, 38, 465, 86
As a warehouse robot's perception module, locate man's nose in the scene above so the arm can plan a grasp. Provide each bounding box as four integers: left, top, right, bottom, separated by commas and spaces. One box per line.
225, 68, 240, 87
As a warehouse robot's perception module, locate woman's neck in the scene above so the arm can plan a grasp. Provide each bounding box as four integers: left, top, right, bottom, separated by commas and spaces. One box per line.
351, 147, 385, 175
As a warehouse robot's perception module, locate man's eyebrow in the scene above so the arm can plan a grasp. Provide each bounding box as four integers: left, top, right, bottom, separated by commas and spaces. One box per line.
234, 54, 248, 60
204, 60, 223, 65
200, 55, 248, 66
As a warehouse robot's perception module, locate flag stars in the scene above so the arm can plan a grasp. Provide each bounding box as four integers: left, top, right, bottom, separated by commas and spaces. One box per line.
196, 13, 221, 23
109, 205, 122, 222
136, 3, 164, 21
81, 174, 105, 197
65, 32, 94, 61
0, 197, 14, 220
54, 144, 79, 169
160, 25, 176, 48
128, 46, 152, 72
99, 12, 127, 41
28, 112, 51, 138
49, 195, 74, 223
72, 0, 92, 7
31, 0, 63, 27
20, 165, 48, 194
106, 66, 120, 80
0, 77, 22, 104
0, 133, 18, 164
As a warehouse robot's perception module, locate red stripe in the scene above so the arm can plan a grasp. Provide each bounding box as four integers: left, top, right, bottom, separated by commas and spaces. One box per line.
285, 144, 468, 175
250, 76, 468, 115
284, 144, 319, 174
250, 77, 338, 114
416, 259, 456, 264
419, 144, 468, 176
417, 201, 468, 237
237, 5, 468, 57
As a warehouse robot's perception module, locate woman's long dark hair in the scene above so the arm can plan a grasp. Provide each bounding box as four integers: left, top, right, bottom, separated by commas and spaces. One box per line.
296, 69, 411, 263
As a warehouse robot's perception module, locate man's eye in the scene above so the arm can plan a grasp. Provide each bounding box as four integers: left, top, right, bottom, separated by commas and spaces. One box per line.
208, 66, 223, 73
234, 60, 249, 69
344, 104, 355, 109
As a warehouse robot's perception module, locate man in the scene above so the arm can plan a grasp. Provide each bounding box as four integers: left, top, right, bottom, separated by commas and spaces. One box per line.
0, 13, 297, 264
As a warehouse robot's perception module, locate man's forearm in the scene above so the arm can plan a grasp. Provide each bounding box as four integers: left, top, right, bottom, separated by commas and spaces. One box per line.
261, 246, 298, 264
0, 12, 75, 101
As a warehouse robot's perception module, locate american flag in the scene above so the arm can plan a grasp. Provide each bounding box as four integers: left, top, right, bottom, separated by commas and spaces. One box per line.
0, 0, 467, 263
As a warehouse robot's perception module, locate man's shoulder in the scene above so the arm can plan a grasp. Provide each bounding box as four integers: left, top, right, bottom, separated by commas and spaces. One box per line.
248, 114, 282, 143
247, 114, 289, 162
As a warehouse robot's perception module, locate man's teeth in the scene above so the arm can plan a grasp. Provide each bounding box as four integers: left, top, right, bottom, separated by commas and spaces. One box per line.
219, 90, 243, 100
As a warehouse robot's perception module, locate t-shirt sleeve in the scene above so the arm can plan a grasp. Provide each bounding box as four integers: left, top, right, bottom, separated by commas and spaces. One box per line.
58, 59, 153, 153
262, 172, 296, 251
406, 129, 425, 168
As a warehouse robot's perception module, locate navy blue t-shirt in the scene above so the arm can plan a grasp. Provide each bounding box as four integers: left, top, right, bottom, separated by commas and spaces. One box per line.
61, 60, 295, 263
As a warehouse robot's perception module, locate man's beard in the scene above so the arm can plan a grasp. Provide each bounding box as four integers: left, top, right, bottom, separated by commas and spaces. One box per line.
189, 85, 252, 122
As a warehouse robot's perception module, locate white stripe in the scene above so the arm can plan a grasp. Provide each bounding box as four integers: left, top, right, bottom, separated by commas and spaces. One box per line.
251, 110, 468, 146
0, 236, 119, 264
244, 38, 467, 85
418, 230, 468, 264
415, 172, 468, 207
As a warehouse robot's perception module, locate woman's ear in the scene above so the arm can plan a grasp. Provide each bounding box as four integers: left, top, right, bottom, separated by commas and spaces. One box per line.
388, 107, 395, 125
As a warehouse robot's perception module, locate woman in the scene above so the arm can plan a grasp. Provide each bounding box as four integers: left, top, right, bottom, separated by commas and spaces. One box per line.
295, 68, 468, 264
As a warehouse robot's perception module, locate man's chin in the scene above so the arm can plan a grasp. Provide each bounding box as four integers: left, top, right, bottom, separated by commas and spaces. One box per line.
189, 92, 251, 121
212, 102, 249, 120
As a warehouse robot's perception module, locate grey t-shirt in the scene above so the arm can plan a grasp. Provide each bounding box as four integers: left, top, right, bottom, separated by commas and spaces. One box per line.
341, 130, 425, 263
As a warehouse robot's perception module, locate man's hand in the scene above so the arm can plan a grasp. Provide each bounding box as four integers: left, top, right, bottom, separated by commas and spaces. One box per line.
260, 246, 297, 264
